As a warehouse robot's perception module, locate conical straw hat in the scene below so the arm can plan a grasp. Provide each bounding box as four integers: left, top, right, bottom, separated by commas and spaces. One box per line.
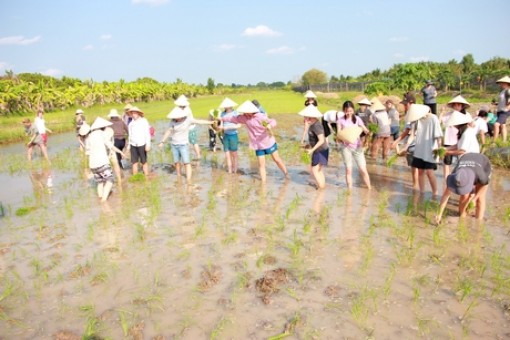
91, 117, 112, 130
174, 96, 190, 107
167, 107, 188, 119
496, 76, 510, 84
447, 95, 470, 108
405, 104, 430, 123
337, 126, 362, 144
298, 105, 323, 118
219, 97, 238, 109
371, 98, 385, 112
78, 123, 91, 136
237, 100, 259, 114
445, 111, 473, 127
357, 98, 371, 106
304, 90, 317, 98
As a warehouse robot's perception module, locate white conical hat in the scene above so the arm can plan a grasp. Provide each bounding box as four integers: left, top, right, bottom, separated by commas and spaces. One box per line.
298, 105, 323, 118
405, 104, 430, 123
219, 97, 238, 109
127, 106, 145, 116
337, 126, 362, 144
447, 95, 470, 108
237, 100, 259, 114
496, 76, 510, 84
167, 107, 188, 119
107, 109, 120, 118
445, 111, 473, 127
78, 123, 91, 136
91, 117, 113, 130
304, 90, 317, 98
357, 98, 372, 106
371, 98, 385, 111
174, 96, 190, 107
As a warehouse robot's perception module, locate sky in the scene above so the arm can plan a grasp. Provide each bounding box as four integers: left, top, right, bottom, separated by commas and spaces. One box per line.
1, 0, 509, 85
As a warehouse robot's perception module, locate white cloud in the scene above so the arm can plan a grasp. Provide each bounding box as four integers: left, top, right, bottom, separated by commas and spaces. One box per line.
266, 46, 294, 55
83, 44, 94, 51
42, 68, 62, 77
215, 44, 243, 51
0, 35, 40, 46
410, 56, 430, 62
393, 52, 404, 58
242, 25, 282, 37
132, 0, 169, 6
389, 36, 408, 43
100, 34, 112, 40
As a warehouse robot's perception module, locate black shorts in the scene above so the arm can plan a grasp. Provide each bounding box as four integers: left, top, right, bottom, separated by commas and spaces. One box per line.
130, 145, 147, 164
496, 111, 509, 125
411, 157, 437, 170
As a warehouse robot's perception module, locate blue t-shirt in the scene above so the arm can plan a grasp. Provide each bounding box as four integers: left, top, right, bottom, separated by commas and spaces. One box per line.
221, 110, 239, 135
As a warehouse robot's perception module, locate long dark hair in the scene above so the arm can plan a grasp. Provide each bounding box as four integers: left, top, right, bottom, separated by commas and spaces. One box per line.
342, 100, 357, 124
457, 123, 469, 139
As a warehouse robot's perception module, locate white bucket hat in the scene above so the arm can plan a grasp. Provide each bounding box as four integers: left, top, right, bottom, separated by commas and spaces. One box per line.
304, 90, 317, 99
78, 123, 91, 136
167, 107, 188, 119
370, 98, 385, 112
91, 117, 113, 130
496, 76, 510, 84
108, 109, 120, 118
445, 111, 473, 127
447, 95, 470, 108
219, 97, 238, 109
298, 105, 323, 118
75, 109, 84, 115
174, 95, 190, 107
357, 98, 372, 106
237, 100, 260, 114
337, 126, 362, 144
405, 104, 430, 123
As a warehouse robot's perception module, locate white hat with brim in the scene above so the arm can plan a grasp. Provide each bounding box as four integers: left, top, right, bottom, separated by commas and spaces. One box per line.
298, 105, 323, 118
405, 104, 430, 123
445, 111, 473, 127
174, 97, 190, 107
108, 109, 120, 118
78, 123, 91, 136
237, 100, 260, 114
447, 95, 470, 108
219, 97, 238, 109
337, 126, 362, 144
496, 76, 510, 84
357, 98, 372, 106
75, 109, 84, 115
371, 98, 385, 112
124, 104, 133, 111
91, 117, 113, 130
304, 90, 317, 98
167, 107, 188, 119
128, 106, 145, 116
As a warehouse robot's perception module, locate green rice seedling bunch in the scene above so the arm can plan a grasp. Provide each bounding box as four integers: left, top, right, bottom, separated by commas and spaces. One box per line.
367, 123, 378, 135
433, 147, 447, 159
301, 150, 311, 164
386, 153, 399, 167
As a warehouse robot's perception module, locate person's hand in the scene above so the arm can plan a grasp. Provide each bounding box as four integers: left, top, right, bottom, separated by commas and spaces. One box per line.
434, 215, 441, 226
145, 145, 151, 152
158, 142, 164, 148
307, 148, 314, 155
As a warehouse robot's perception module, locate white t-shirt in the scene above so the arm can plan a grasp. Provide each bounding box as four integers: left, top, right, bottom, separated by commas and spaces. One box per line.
473, 118, 488, 135
457, 127, 480, 154
169, 117, 194, 145
86, 130, 111, 169
323, 110, 344, 123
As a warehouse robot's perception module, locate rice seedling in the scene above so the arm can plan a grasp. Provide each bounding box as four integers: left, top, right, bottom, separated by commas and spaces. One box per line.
222, 230, 238, 245
287, 229, 304, 257
128, 173, 146, 182
285, 287, 300, 301
415, 316, 437, 336
455, 275, 474, 302
385, 153, 400, 168
15, 206, 35, 217
268, 312, 302, 340
193, 219, 206, 240
117, 309, 132, 336
210, 315, 232, 340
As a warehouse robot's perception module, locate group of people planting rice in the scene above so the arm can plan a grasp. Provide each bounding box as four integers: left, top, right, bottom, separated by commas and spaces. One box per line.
23, 76, 510, 224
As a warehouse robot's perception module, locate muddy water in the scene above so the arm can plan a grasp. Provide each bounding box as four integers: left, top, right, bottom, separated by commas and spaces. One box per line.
1, 114, 510, 339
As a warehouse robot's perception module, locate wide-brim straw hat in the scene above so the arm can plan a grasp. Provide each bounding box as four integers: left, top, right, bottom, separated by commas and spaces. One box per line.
167, 107, 188, 119
304, 90, 317, 98
75, 109, 84, 115
496, 76, 510, 84
405, 104, 430, 123
219, 97, 238, 109
128, 106, 144, 116
78, 123, 91, 136
357, 98, 372, 106
90, 117, 112, 130
174, 96, 190, 107
447, 95, 470, 108
124, 104, 133, 111
337, 126, 362, 144
237, 100, 260, 114
371, 98, 385, 112
298, 105, 323, 118
445, 111, 473, 127
107, 109, 120, 118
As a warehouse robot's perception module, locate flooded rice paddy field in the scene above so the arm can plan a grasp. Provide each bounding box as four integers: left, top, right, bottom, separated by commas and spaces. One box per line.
1, 113, 510, 339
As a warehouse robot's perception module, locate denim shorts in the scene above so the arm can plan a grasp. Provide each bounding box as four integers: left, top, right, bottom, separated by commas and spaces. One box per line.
223, 133, 239, 152
171, 144, 191, 164
312, 148, 329, 166
255, 143, 278, 156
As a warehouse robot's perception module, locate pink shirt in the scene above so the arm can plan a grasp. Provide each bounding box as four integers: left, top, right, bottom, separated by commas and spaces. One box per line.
223, 113, 276, 150
337, 115, 366, 149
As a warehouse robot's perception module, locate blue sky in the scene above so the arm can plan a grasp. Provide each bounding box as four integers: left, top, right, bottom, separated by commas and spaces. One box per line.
1, 0, 509, 85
